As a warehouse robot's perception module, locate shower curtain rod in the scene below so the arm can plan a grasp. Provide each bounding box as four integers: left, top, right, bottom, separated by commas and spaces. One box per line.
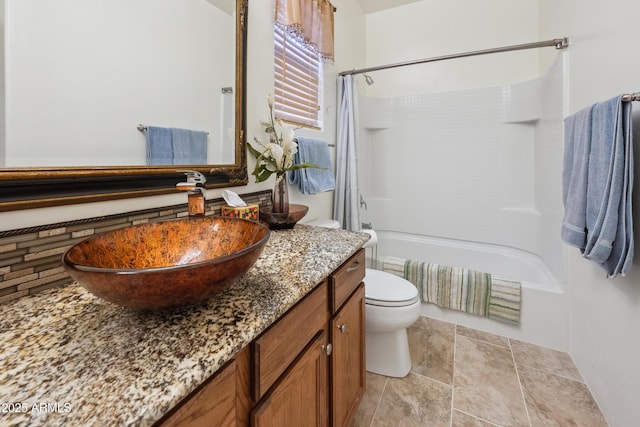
339, 37, 569, 77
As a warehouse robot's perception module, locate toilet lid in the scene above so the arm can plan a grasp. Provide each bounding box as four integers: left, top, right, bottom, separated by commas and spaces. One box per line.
364, 268, 419, 307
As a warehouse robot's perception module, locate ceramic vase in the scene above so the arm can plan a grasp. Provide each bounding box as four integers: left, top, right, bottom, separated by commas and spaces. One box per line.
272, 173, 289, 215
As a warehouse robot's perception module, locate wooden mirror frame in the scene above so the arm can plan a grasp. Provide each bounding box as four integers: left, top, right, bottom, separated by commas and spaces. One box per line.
0, 0, 249, 212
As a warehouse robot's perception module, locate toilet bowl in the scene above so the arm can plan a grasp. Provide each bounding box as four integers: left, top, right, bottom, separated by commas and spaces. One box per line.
308, 219, 421, 378
364, 268, 420, 377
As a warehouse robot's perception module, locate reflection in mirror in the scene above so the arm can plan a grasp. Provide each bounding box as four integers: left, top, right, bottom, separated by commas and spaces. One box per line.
4, 0, 235, 167
0, 0, 248, 211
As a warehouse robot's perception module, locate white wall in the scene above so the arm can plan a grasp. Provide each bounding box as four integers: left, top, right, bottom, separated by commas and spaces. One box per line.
365, 0, 539, 97
540, 1, 640, 426
535, 55, 566, 280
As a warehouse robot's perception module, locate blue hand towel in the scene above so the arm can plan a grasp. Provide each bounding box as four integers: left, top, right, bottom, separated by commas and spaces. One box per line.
146, 126, 173, 165
171, 127, 208, 165
561, 104, 593, 248
288, 137, 335, 195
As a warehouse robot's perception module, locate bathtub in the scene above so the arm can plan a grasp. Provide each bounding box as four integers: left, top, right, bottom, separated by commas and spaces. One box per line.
368, 231, 568, 351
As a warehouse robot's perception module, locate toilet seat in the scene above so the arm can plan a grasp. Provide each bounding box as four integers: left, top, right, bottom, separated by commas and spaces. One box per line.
364, 269, 419, 307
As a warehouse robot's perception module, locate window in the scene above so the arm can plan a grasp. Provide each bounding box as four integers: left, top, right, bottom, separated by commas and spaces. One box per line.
274, 23, 322, 129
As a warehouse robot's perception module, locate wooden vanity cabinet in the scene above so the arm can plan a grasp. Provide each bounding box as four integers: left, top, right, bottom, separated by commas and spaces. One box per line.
158, 249, 366, 427
251, 330, 329, 426
251, 281, 329, 401
329, 250, 366, 427
329, 284, 365, 426
250, 249, 365, 427
250, 281, 329, 426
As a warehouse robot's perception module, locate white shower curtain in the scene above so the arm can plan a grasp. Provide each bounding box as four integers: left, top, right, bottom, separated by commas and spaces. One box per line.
333, 75, 361, 231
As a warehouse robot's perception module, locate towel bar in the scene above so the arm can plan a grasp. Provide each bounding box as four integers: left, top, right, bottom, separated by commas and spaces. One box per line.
138, 124, 331, 144
137, 124, 209, 135
622, 92, 640, 102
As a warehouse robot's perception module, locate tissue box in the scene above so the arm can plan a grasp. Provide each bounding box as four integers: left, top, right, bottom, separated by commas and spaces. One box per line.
221, 204, 259, 221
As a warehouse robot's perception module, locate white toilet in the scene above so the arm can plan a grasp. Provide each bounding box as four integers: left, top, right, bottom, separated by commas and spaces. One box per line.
364, 268, 421, 377
309, 219, 421, 378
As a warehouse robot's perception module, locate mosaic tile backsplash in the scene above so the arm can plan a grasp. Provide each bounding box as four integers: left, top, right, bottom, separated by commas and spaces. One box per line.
0, 190, 272, 305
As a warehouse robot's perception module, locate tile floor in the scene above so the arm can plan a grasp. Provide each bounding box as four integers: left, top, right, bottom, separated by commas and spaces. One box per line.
352, 317, 609, 427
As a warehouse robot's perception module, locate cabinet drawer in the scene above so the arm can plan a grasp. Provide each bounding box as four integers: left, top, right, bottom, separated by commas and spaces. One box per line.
252, 281, 328, 401
329, 249, 365, 313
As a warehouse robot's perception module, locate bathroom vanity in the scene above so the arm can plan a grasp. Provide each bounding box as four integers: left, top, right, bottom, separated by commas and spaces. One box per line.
0, 225, 368, 427
160, 249, 365, 427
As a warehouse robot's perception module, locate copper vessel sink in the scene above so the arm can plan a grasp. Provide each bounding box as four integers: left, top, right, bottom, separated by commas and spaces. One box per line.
63, 217, 270, 311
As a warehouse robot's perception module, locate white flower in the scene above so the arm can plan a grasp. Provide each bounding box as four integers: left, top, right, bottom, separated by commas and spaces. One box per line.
281, 124, 297, 168
266, 93, 274, 109
266, 143, 284, 169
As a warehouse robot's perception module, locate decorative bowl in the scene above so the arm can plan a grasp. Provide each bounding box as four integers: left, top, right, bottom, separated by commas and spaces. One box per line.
62, 216, 270, 311
260, 204, 309, 230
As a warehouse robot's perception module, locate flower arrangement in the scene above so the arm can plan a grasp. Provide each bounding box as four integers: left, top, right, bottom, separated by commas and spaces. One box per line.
247, 94, 319, 184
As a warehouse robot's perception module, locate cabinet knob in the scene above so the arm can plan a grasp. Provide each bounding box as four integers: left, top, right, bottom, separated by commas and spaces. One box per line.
322, 343, 333, 356
346, 260, 360, 273
337, 324, 348, 334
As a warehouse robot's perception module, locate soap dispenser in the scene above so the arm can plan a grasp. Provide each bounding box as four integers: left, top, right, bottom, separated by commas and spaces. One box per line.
176, 170, 207, 216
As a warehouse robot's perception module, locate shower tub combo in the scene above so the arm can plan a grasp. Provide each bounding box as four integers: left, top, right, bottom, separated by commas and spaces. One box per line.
370, 231, 568, 351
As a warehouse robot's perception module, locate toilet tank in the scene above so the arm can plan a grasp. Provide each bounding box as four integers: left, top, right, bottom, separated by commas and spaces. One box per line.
308, 219, 341, 229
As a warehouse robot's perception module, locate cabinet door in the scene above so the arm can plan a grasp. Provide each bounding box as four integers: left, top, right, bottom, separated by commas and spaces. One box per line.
159, 359, 237, 427
330, 283, 365, 427
252, 282, 328, 401
251, 331, 329, 427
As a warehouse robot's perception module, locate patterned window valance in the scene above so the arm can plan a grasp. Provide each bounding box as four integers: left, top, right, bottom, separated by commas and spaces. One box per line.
274, 0, 335, 62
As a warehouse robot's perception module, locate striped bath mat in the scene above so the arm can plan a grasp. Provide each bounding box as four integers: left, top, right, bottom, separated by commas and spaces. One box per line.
382, 256, 521, 325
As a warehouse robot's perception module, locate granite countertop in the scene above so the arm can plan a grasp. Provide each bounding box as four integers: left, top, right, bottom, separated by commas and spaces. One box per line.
0, 224, 369, 427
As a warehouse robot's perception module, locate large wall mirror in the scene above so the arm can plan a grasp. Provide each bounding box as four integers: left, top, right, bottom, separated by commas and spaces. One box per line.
0, 0, 248, 211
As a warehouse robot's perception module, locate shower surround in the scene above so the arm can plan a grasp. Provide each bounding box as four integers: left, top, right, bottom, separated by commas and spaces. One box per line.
358, 56, 565, 282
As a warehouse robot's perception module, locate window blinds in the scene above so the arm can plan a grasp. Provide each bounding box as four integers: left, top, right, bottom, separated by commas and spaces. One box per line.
274, 24, 322, 128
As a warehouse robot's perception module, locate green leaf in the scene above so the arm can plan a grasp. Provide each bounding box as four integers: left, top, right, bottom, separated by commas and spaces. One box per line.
284, 162, 327, 172
247, 142, 263, 159
249, 153, 273, 183
253, 168, 274, 183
